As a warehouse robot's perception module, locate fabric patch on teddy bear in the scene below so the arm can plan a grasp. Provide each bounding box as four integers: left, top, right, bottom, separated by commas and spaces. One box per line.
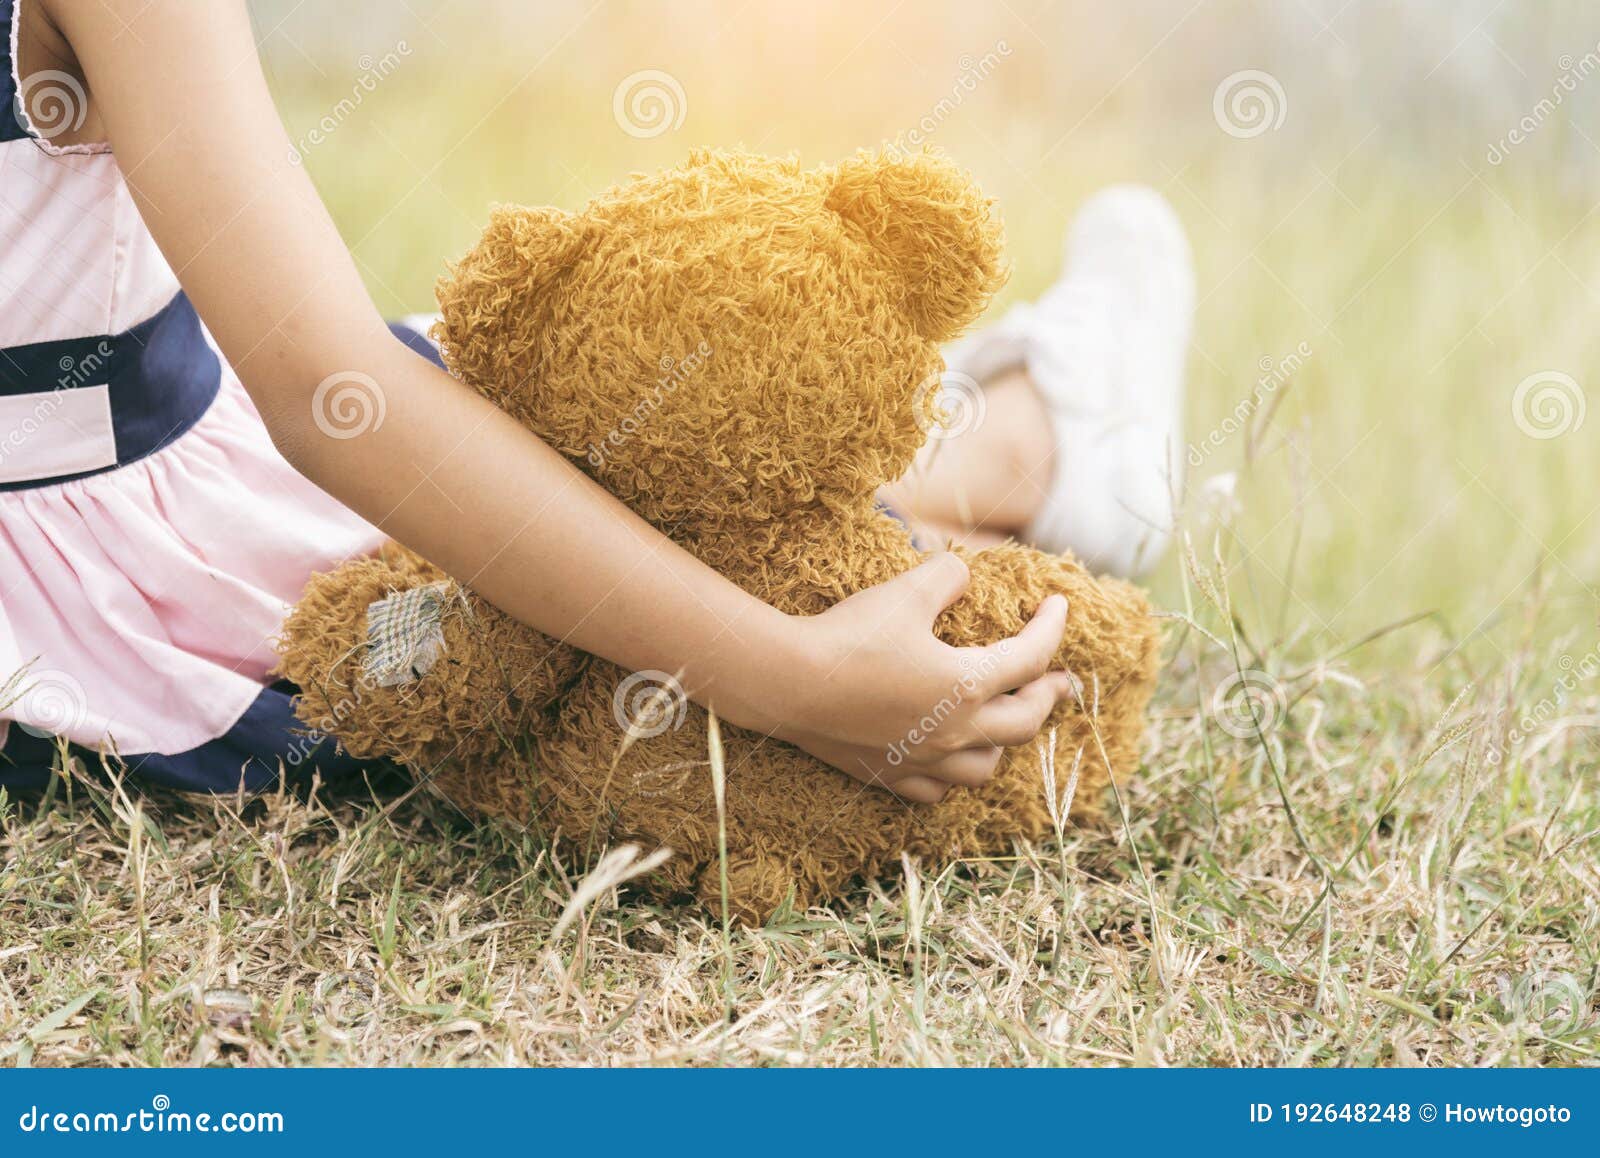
364, 582, 456, 687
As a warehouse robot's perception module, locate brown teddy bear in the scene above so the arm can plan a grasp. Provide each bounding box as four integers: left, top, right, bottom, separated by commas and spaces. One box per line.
278, 148, 1161, 924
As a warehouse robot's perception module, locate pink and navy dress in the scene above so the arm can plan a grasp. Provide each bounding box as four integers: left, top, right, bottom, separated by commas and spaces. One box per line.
0, 0, 439, 792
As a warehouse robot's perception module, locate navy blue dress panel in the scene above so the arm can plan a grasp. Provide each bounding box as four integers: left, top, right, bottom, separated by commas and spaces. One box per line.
388, 320, 447, 369
0, 681, 385, 793
0, 293, 223, 491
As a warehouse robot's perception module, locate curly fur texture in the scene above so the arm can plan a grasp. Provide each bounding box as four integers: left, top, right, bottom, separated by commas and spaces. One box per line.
278, 148, 1162, 924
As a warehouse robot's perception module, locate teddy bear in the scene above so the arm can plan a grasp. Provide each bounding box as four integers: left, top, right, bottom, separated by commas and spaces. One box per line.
277, 148, 1161, 924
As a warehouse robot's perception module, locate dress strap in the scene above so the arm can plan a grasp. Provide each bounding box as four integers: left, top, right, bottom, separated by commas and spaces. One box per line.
0, 0, 28, 143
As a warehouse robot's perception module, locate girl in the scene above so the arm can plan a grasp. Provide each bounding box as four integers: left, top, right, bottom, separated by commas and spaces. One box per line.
0, 1, 1189, 804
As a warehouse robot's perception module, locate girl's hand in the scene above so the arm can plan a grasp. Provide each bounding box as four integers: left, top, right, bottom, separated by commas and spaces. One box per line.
728, 555, 1075, 803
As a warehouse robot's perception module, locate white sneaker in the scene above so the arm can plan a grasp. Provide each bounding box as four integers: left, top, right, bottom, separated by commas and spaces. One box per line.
944, 185, 1194, 577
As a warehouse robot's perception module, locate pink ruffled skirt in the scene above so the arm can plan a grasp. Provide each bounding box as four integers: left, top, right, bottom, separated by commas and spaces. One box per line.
0, 368, 386, 789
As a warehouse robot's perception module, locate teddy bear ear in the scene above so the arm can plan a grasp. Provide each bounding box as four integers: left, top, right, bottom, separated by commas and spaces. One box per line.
434, 205, 591, 389
825, 149, 1008, 341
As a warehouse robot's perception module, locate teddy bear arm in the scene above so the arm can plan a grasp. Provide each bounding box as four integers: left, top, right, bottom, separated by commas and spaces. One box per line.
924, 544, 1159, 836
278, 541, 588, 774
937, 544, 1160, 690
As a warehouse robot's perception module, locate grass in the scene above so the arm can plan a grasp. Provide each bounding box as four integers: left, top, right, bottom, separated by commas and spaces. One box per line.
4, 574, 1596, 1065
4, 2, 1599, 1066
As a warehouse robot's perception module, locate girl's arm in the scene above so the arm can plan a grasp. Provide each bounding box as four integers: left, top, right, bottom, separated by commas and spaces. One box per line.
45, 0, 1075, 800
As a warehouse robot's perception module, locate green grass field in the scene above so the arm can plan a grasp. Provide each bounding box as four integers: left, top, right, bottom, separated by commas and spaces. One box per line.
3, 1, 1596, 1065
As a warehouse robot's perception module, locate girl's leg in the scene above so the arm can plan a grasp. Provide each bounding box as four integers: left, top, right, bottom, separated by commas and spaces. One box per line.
881, 185, 1194, 576
880, 366, 1055, 549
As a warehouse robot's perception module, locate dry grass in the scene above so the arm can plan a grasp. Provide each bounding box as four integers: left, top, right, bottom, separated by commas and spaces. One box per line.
4, 580, 1596, 1065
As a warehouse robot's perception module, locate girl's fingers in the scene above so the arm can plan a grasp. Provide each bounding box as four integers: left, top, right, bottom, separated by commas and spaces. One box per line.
923, 746, 1004, 787
889, 775, 952, 804
974, 594, 1070, 694
901, 552, 973, 619
970, 676, 1063, 746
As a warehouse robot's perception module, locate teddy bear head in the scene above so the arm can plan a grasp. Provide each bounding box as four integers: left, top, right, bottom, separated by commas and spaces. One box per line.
433, 148, 1007, 528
